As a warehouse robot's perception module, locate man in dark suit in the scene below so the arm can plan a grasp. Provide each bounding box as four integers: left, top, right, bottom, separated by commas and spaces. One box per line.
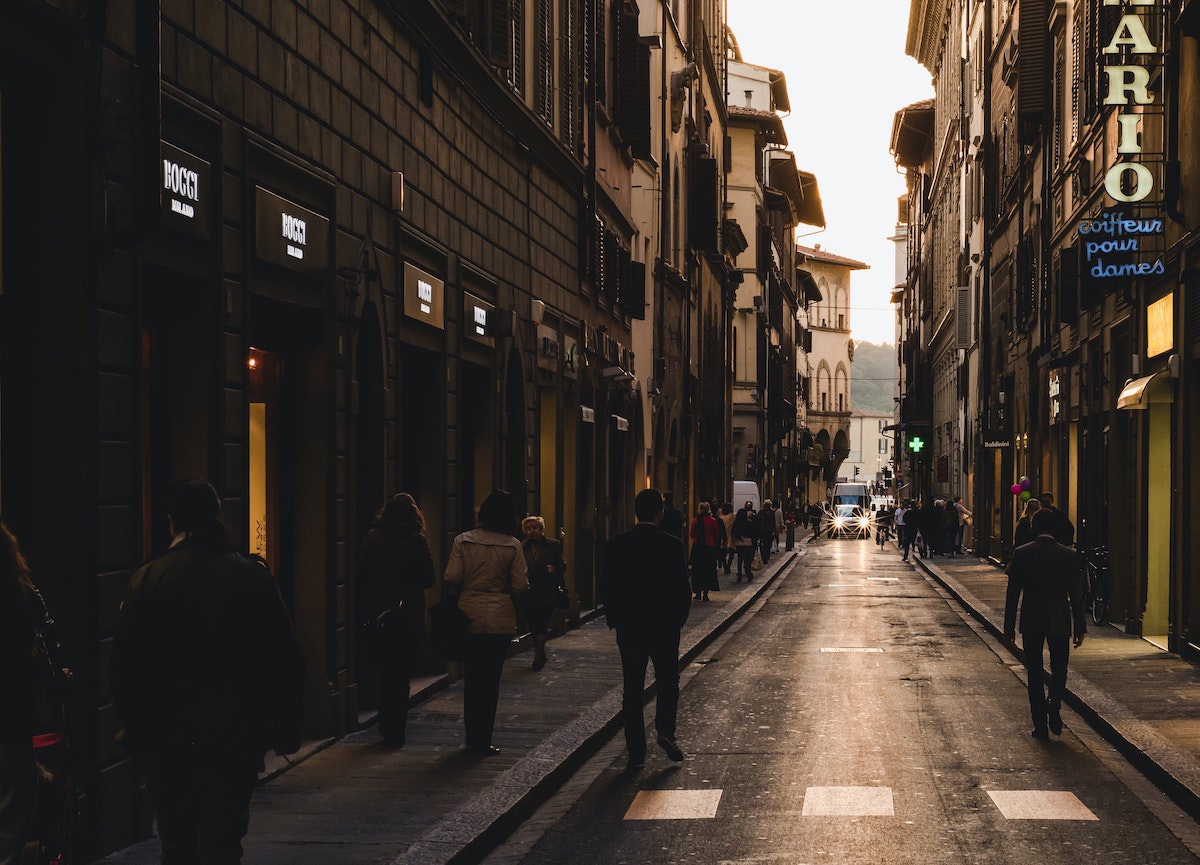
1003, 509, 1087, 739
602, 488, 692, 769
659, 491, 684, 542
1037, 491, 1075, 547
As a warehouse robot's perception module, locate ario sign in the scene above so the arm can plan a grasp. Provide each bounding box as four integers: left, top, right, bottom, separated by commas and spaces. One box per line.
1101, 0, 1164, 204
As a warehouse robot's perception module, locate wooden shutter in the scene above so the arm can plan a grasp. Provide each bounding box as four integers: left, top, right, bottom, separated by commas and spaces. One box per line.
623, 259, 646, 320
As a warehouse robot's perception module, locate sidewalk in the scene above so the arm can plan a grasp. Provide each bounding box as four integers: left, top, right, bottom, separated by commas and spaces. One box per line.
914, 550, 1200, 820
97, 550, 799, 865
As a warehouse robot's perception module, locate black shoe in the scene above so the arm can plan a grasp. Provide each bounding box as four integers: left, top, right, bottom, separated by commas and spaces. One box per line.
471, 744, 502, 756
532, 657, 546, 672
626, 753, 646, 771
1047, 703, 1063, 735
1031, 728, 1049, 740
657, 735, 684, 762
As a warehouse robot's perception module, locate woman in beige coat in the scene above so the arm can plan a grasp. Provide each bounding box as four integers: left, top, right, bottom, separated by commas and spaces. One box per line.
443, 489, 529, 755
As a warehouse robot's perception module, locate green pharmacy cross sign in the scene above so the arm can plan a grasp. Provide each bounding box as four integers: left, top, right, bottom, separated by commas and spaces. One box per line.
908, 436, 925, 453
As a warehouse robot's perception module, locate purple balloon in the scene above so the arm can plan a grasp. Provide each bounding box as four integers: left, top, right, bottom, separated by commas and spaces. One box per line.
1020, 477, 1033, 491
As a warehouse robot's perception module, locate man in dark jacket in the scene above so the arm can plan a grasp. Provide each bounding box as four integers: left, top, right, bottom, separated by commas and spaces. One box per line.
659, 491, 684, 542
602, 488, 692, 770
1003, 509, 1087, 739
114, 478, 305, 864
1037, 491, 1076, 547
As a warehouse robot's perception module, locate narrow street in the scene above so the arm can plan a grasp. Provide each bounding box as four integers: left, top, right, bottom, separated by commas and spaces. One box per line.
487, 540, 1200, 865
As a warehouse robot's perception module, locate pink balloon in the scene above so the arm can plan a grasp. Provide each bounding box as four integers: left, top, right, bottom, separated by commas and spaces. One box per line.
1010, 484, 1022, 495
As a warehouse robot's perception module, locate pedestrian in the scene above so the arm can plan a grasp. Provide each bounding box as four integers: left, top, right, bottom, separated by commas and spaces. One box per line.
717, 503, 737, 575
1014, 499, 1041, 549
660, 491, 684, 543
952, 496, 972, 554
875, 502, 892, 546
731, 503, 756, 581
772, 501, 785, 552
521, 515, 567, 672
688, 502, 721, 602
358, 492, 437, 747
1003, 509, 1088, 738
894, 499, 910, 561
941, 499, 959, 556
918, 499, 939, 556
113, 478, 305, 864
601, 488, 691, 770
757, 500, 775, 566
808, 502, 823, 542
1037, 492, 1075, 547
443, 489, 530, 755
1, 520, 57, 865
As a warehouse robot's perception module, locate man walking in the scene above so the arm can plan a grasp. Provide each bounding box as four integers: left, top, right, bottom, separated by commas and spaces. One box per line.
602, 488, 692, 769
952, 496, 972, 554
1003, 509, 1087, 739
894, 500, 910, 561
114, 478, 305, 863
1037, 491, 1075, 547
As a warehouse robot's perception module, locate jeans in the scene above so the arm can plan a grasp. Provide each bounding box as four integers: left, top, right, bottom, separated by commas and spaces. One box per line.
617, 629, 681, 759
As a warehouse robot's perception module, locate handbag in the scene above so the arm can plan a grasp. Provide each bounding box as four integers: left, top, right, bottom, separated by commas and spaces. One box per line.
554, 582, 571, 610
428, 597, 470, 661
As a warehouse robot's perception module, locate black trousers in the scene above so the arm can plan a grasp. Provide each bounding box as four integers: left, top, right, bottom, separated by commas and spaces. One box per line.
141, 743, 260, 865
1022, 632, 1071, 731
463, 634, 512, 749
377, 617, 420, 744
616, 629, 681, 760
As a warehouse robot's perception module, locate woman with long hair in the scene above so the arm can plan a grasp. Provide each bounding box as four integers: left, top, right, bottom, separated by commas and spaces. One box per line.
0, 519, 37, 865
521, 516, 566, 672
688, 502, 721, 602
359, 493, 437, 746
443, 490, 529, 755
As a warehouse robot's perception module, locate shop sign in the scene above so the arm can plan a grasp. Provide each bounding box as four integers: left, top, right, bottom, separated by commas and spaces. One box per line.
1100, 0, 1165, 205
983, 438, 1010, 448
1079, 210, 1164, 279
563, 335, 579, 380
1048, 371, 1063, 425
1146, 292, 1173, 357
254, 186, 330, 275
161, 141, 211, 239
464, 293, 494, 347
403, 263, 445, 330
537, 324, 560, 372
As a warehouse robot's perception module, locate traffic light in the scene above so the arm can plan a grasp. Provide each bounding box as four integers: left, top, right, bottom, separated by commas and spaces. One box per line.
908, 436, 925, 453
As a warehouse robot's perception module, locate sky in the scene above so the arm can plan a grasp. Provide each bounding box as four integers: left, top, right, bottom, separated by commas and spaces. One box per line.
725, 0, 934, 347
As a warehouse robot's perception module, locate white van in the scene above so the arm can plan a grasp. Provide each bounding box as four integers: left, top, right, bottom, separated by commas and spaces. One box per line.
733, 480, 761, 512
831, 482, 870, 510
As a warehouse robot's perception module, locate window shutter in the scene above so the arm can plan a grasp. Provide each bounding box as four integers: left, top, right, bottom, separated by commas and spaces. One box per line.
506, 0, 525, 94
487, 0, 513, 68
559, 0, 576, 148
604, 229, 621, 306
1017, 0, 1047, 142
956, 286, 972, 348
1057, 244, 1079, 324
688, 156, 719, 252
595, 0, 607, 106
614, 6, 650, 158
536, 0, 553, 123
623, 259, 647, 319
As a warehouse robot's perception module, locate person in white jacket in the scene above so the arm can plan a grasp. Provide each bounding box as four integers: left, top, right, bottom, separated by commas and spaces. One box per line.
443, 490, 529, 755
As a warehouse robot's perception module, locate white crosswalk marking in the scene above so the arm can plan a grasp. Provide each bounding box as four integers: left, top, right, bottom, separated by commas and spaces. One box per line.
987, 790, 1099, 820
802, 786, 895, 816
624, 789, 724, 820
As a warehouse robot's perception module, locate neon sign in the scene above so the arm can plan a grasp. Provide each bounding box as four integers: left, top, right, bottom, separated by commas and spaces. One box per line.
1101, 0, 1164, 204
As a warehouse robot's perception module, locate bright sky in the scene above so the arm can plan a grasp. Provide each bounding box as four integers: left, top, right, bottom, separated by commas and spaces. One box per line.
726, 1, 934, 347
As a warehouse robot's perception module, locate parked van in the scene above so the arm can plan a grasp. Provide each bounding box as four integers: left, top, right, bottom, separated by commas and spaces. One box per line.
830, 482, 870, 510
733, 480, 761, 512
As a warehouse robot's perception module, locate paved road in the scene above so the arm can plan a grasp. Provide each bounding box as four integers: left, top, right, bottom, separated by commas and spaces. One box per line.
490, 537, 1200, 864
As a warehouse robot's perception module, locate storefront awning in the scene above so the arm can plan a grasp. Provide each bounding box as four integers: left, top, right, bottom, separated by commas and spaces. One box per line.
1117, 372, 1173, 410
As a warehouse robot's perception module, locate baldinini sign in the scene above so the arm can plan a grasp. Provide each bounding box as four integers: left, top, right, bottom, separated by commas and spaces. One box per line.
1100, 0, 1163, 205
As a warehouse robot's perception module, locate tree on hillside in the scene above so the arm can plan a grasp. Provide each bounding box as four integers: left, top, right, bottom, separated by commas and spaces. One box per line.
850, 341, 898, 414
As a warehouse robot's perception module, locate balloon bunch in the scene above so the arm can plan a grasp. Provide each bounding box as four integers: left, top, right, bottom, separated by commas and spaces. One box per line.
1009, 477, 1033, 501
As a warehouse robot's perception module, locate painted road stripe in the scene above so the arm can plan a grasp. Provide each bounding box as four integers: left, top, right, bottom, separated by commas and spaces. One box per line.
820, 647, 884, 653
987, 790, 1099, 821
624, 789, 724, 820
802, 786, 895, 817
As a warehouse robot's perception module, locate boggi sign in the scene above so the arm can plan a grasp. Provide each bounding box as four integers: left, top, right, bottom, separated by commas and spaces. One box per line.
1101, 0, 1164, 204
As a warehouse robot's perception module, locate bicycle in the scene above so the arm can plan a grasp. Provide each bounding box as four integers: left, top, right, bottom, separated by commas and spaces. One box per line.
1080, 546, 1110, 625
